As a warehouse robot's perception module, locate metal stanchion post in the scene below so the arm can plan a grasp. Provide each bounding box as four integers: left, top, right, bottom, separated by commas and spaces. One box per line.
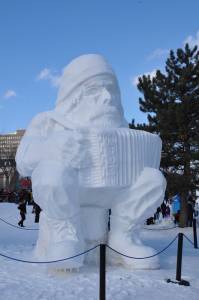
167, 233, 190, 286
99, 244, 106, 300
176, 232, 183, 281
193, 218, 198, 249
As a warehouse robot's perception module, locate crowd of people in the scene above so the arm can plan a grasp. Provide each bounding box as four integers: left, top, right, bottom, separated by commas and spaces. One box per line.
0, 188, 33, 204
146, 192, 199, 227
146, 200, 170, 225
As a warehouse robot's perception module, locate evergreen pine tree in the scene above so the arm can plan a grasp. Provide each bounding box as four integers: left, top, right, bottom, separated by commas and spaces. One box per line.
133, 44, 199, 227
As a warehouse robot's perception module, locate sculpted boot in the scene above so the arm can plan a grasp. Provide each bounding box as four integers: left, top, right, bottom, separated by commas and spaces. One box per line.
108, 167, 166, 269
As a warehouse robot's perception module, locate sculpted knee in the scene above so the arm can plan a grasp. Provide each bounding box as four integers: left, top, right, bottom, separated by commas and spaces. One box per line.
31, 161, 79, 216
141, 167, 166, 189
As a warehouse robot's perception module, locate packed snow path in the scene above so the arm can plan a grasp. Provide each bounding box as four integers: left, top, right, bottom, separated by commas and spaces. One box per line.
0, 203, 199, 300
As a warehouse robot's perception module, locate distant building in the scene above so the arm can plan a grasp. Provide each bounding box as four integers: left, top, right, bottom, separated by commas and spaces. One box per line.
0, 130, 25, 189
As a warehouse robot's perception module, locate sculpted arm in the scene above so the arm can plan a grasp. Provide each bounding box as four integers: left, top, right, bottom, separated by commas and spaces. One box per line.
16, 111, 83, 177
16, 112, 51, 177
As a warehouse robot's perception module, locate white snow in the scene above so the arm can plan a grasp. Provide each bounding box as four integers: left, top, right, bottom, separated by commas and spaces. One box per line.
15, 54, 166, 270
0, 203, 199, 300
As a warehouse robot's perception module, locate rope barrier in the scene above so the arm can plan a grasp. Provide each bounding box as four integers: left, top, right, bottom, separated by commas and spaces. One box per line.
0, 217, 39, 231
183, 234, 195, 246
0, 244, 100, 264
0, 234, 180, 264
106, 235, 178, 259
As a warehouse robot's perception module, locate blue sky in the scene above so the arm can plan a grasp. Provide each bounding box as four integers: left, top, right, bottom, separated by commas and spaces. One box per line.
0, 0, 199, 133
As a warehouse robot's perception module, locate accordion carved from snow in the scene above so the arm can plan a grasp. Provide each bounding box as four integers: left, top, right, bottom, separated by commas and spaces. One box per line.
79, 128, 161, 188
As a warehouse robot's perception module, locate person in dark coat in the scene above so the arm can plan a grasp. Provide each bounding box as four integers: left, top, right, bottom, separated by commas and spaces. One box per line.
187, 192, 195, 227
33, 202, 42, 223
156, 206, 161, 221
165, 205, 170, 217
18, 200, 27, 227
146, 216, 154, 225
161, 201, 167, 218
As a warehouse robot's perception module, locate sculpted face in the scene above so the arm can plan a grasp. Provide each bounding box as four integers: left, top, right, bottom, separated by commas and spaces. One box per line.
55, 73, 127, 128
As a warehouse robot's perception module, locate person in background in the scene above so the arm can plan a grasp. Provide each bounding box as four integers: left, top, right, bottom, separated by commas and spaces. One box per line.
33, 202, 42, 223
187, 191, 195, 227
146, 216, 154, 225
155, 206, 161, 223
26, 189, 33, 205
18, 199, 27, 227
165, 204, 170, 218
161, 201, 167, 218
12, 190, 19, 203
171, 194, 181, 225
194, 201, 199, 226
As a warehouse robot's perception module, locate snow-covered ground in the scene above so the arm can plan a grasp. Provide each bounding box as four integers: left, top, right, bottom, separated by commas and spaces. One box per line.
0, 203, 198, 300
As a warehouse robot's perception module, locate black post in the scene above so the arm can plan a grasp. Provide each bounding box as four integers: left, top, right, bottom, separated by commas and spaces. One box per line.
99, 244, 106, 300
176, 233, 183, 281
193, 218, 198, 249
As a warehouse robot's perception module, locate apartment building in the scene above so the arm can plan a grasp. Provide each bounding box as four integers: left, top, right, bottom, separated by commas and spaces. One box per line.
0, 130, 25, 189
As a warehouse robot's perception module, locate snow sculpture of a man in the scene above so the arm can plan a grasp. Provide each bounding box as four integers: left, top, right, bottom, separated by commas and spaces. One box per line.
16, 54, 166, 269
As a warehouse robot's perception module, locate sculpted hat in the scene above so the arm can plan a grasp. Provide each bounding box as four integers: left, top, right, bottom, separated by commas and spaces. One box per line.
56, 54, 116, 105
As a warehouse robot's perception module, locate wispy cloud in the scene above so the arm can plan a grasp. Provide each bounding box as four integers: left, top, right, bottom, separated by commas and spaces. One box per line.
37, 68, 51, 80
3, 89, 17, 99
147, 48, 169, 61
36, 68, 61, 87
184, 30, 199, 48
132, 69, 157, 86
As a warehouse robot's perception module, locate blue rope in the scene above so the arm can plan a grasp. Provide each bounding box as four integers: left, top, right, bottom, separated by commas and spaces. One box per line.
0, 244, 100, 264
106, 235, 178, 259
0, 217, 39, 231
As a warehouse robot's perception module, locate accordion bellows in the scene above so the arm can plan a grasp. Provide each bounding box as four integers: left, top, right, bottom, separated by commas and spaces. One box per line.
79, 128, 162, 188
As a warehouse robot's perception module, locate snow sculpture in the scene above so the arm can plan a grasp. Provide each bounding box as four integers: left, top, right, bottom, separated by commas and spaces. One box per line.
16, 54, 166, 269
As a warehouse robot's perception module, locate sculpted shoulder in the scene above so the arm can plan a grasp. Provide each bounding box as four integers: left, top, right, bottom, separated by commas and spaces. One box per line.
25, 111, 55, 137
28, 111, 52, 127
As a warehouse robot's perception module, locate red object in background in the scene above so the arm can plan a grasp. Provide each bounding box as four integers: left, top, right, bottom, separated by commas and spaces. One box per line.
19, 178, 31, 189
